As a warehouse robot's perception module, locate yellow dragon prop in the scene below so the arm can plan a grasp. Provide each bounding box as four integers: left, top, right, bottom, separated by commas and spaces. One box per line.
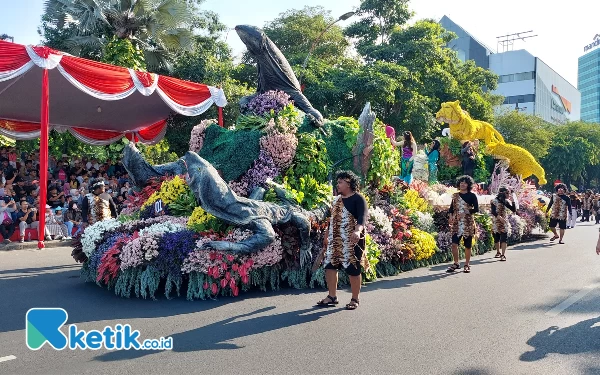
435, 101, 547, 185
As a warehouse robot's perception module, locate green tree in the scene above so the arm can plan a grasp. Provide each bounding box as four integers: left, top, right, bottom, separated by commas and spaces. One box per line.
345, 0, 413, 51
345, 14, 502, 140
541, 134, 594, 188
493, 110, 553, 161
263, 6, 350, 66
42, 0, 201, 70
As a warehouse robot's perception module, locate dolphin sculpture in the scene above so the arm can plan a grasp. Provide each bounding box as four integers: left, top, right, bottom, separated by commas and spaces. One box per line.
235, 25, 325, 127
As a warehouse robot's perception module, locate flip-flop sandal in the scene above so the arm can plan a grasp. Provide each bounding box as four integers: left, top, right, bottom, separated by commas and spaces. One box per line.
550, 236, 558, 241
500, 255, 506, 261
464, 265, 471, 273
316, 295, 338, 307
446, 263, 460, 273
494, 252, 501, 258
559, 241, 565, 244
346, 298, 359, 310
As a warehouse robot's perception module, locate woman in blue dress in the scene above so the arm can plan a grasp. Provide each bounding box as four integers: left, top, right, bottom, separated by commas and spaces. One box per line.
425, 140, 440, 184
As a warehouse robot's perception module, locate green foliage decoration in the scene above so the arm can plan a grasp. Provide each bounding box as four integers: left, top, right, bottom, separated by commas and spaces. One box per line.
367, 120, 400, 187
198, 125, 261, 181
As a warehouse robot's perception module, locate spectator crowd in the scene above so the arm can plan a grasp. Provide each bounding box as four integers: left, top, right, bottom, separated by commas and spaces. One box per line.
0, 146, 132, 243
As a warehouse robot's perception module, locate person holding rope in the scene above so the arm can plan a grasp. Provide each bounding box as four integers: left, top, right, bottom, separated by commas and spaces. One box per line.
316, 170, 368, 310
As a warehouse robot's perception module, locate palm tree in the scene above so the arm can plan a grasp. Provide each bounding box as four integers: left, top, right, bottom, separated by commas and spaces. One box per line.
43, 0, 196, 70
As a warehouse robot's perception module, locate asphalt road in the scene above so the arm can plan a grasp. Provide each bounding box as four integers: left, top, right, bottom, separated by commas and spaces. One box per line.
1, 222, 600, 375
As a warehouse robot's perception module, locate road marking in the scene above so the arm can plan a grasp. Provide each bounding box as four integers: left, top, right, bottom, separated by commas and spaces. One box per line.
546, 284, 600, 317
0, 355, 16, 363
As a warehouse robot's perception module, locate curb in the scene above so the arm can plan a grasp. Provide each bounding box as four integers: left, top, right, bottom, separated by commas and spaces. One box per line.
0, 240, 73, 251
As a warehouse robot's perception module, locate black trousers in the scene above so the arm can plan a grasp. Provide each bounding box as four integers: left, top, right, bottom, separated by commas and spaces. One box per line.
583, 210, 590, 222
0, 223, 15, 240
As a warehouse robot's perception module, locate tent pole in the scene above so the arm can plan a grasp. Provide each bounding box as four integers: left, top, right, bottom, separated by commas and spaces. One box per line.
38, 69, 49, 249
218, 107, 224, 127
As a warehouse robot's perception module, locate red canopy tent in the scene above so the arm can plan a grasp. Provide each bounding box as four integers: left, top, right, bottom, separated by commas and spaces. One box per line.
0, 39, 227, 248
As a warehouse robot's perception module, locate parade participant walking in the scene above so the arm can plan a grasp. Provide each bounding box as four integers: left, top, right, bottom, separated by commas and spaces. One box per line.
81, 179, 118, 226
425, 140, 440, 184
567, 192, 579, 229
491, 187, 516, 261
582, 190, 593, 222
546, 184, 571, 244
391, 131, 417, 184
316, 170, 368, 310
447, 175, 479, 273
461, 141, 476, 177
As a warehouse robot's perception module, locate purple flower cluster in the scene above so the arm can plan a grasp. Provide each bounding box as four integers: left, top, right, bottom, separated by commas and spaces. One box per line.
231, 150, 280, 196
476, 222, 490, 245
245, 90, 292, 116
436, 232, 452, 253
89, 233, 123, 272
154, 229, 197, 278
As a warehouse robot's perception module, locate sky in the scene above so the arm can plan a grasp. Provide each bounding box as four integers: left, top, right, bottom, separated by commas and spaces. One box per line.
1, 0, 598, 88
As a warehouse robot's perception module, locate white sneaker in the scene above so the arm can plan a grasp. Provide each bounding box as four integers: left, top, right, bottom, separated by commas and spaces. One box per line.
65, 236, 72, 240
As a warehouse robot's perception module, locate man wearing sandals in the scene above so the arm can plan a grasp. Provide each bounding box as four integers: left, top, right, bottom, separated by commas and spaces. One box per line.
546, 184, 571, 244
491, 187, 516, 262
316, 170, 368, 310
447, 175, 479, 274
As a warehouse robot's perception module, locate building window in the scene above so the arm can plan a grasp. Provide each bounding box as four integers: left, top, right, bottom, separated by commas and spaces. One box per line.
499, 71, 535, 84
503, 94, 535, 105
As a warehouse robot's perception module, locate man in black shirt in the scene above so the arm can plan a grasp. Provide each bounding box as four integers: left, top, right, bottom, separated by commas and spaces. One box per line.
316, 170, 368, 310
447, 175, 479, 273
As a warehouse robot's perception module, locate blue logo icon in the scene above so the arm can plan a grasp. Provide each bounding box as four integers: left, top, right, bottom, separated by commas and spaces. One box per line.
26, 308, 69, 350
26, 308, 172, 351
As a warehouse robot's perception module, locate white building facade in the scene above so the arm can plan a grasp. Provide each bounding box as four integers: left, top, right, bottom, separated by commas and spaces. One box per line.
441, 16, 581, 124
490, 50, 580, 124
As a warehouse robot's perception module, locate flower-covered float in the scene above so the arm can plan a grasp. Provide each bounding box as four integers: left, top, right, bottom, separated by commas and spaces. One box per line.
70, 26, 549, 301
70, 91, 548, 300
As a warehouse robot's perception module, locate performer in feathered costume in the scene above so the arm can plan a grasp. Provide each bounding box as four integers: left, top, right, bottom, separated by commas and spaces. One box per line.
81, 179, 118, 226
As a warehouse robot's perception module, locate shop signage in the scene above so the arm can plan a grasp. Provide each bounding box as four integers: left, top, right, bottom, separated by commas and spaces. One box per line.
584, 34, 600, 53
552, 85, 571, 114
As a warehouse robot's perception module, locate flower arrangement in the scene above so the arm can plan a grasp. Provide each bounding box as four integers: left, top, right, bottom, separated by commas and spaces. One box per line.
507, 214, 526, 242
436, 232, 452, 253
407, 228, 437, 261
230, 150, 280, 197
142, 175, 189, 209
189, 119, 217, 153
244, 90, 292, 116
74, 99, 553, 301
81, 219, 122, 256
413, 211, 436, 233
369, 206, 393, 237
259, 126, 298, 170
400, 189, 432, 213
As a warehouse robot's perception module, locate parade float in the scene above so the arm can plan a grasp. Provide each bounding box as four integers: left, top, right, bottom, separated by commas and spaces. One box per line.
70, 25, 549, 300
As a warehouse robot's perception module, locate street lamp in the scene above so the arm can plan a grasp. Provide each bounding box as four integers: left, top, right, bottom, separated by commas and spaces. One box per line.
299, 11, 355, 85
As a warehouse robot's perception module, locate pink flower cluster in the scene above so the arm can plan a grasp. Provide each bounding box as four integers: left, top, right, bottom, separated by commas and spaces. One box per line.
259, 130, 298, 170
120, 235, 143, 270
224, 228, 284, 268
228, 150, 280, 197
189, 119, 217, 152
120, 232, 163, 269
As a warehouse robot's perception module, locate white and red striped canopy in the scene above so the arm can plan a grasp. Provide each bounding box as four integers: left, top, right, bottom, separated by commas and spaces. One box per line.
0, 40, 227, 144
